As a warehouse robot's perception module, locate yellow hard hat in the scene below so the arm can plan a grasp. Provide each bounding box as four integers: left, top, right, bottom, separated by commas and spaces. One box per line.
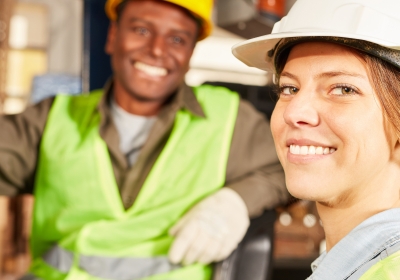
105, 0, 213, 40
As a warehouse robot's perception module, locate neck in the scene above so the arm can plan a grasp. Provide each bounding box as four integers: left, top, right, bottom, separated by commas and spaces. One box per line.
317, 202, 378, 252
113, 83, 165, 116
318, 166, 400, 252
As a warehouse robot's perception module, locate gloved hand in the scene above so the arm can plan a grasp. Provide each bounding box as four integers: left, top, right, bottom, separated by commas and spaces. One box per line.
168, 188, 250, 265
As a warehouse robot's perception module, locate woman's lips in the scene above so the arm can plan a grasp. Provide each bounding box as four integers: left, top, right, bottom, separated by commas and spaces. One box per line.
289, 144, 336, 155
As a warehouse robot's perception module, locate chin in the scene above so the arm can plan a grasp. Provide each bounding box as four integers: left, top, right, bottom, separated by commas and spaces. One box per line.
286, 178, 325, 201
127, 86, 172, 102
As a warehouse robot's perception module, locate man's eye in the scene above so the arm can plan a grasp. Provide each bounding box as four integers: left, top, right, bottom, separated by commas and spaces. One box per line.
279, 86, 299, 95
133, 27, 150, 36
170, 36, 184, 45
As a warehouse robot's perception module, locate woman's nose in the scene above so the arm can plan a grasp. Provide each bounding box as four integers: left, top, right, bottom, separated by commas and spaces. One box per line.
283, 91, 320, 128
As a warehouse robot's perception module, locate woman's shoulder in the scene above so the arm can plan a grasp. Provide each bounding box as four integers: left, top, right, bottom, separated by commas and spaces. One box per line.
359, 249, 400, 280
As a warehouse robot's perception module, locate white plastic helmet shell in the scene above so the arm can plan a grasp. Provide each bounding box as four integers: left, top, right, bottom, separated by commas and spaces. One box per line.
232, 0, 400, 72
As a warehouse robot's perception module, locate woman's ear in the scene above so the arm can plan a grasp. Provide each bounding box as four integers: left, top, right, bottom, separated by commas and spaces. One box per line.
392, 139, 400, 165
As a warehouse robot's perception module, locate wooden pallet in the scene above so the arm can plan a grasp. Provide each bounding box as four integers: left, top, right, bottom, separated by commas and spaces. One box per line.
0, 196, 33, 279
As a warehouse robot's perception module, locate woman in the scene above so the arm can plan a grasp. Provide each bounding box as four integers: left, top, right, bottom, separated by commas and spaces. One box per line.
233, 0, 400, 279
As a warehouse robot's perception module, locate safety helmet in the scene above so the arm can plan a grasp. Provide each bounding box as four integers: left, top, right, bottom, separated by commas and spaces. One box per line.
105, 0, 213, 40
232, 0, 400, 73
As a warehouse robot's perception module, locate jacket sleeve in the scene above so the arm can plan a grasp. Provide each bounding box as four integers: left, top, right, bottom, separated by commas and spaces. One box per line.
225, 99, 290, 218
0, 98, 53, 196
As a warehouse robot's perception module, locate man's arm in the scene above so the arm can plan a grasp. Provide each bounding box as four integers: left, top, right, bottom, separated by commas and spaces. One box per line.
225, 99, 290, 218
168, 97, 290, 265
0, 98, 52, 196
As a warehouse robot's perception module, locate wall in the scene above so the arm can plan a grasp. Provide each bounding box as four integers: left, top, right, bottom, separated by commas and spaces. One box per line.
17, 0, 82, 76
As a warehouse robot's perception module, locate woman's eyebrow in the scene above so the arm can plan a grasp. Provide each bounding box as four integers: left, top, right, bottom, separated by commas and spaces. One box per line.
280, 70, 367, 81
316, 71, 366, 79
280, 71, 299, 83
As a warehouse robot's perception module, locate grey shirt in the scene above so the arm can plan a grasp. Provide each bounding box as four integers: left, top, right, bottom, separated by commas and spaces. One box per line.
111, 97, 156, 166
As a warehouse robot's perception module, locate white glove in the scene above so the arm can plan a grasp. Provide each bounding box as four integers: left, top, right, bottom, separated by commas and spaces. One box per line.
168, 188, 250, 265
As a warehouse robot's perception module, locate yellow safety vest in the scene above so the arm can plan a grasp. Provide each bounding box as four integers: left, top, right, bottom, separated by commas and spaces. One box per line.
29, 85, 239, 280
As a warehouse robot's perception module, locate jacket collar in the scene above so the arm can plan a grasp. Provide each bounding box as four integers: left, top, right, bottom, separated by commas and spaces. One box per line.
309, 208, 400, 280
98, 78, 206, 119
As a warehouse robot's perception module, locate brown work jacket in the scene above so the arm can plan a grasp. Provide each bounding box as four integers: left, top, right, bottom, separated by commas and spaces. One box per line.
0, 81, 289, 217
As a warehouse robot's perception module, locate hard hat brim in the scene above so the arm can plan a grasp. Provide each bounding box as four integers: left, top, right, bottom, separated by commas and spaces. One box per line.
105, 0, 212, 40
232, 31, 400, 73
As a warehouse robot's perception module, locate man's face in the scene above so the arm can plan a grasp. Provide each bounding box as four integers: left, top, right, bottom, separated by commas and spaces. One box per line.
105, 0, 198, 102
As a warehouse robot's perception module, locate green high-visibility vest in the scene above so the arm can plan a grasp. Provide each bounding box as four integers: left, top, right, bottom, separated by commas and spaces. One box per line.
359, 249, 400, 280
30, 85, 239, 280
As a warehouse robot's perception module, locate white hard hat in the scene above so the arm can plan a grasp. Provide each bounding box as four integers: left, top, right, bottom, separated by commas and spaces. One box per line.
232, 0, 400, 73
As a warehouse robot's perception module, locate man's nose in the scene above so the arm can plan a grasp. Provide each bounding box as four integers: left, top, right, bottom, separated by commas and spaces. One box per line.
283, 91, 320, 128
150, 35, 167, 58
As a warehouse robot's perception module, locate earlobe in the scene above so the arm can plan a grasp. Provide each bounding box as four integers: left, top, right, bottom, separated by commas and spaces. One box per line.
105, 22, 117, 55
392, 140, 400, 165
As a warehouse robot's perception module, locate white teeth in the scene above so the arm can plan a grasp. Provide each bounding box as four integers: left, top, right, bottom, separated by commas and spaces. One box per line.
134, 61, 167, 77
289, 145, 336, 155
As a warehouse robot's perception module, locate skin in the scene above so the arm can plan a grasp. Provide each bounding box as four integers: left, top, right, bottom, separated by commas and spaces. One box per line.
271, 42, 400, 250
105, 0, 198, 116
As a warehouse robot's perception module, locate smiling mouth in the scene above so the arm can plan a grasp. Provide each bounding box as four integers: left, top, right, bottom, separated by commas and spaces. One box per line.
289, 145, 336, 155
134, 61, 168, 77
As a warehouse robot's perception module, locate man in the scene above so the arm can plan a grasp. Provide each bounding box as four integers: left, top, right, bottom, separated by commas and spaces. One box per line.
0, 0, 288, 279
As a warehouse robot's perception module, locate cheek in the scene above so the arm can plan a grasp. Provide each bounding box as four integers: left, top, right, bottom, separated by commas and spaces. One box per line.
173, 49, 192, 71
270, 106, 287, 159
331, 107, 390, 169
271, 102, 287, 141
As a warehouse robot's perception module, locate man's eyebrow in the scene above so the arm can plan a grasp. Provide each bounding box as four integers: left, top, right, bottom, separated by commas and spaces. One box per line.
128, 17, 150, 24
128, 18, 194, 37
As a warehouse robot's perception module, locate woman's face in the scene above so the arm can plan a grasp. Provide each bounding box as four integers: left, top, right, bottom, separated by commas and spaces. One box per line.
271, 42, 398, 207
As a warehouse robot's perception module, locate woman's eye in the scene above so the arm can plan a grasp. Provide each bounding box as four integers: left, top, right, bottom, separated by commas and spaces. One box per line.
331, 86, 357, 95
280, 86, 299, 95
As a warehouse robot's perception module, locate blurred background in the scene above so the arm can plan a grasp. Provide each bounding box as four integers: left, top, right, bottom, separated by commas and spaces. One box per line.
0, 0, 325, 279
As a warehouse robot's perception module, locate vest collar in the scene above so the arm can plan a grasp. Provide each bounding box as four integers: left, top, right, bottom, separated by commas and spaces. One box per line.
98, 78, 206, 119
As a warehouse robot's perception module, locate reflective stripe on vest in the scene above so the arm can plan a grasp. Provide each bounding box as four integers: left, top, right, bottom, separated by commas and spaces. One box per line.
348, 240, 400, 279
42, 245, 181, 279
31, 86, 239, 280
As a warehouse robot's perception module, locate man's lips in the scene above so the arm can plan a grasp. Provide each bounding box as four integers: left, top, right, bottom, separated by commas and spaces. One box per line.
133, 61, 168, 77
